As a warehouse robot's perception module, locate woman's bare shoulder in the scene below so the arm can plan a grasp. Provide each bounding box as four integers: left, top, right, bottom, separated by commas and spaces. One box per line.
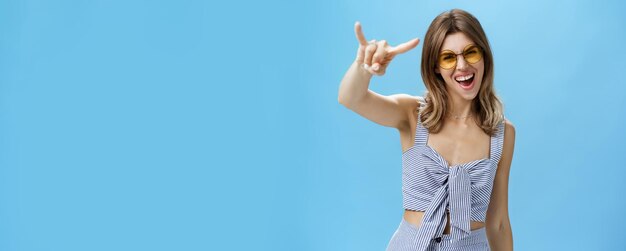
503, 118, 515, 137
391, 94, 423, 112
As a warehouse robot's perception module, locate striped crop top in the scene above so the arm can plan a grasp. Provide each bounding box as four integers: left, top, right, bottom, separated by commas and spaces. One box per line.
401, 98, 505, 247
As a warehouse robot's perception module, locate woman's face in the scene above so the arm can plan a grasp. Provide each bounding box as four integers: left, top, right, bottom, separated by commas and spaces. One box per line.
436, 32, 484, 102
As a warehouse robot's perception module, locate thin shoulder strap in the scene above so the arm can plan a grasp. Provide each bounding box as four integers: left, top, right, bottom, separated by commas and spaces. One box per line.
489, 116, 506, 163
414, 97, 428, 147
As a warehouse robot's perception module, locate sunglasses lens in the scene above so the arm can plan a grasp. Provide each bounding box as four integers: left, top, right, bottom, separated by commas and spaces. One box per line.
438, 45, 483, 69
464, 46, 482, 64
438, 52, 456, 69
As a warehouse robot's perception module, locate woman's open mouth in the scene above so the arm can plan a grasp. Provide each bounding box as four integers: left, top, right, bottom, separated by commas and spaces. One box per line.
455, 73, 475, 90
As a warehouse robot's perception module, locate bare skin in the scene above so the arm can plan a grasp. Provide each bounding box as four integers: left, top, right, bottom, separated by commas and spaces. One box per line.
338, 21, 514, 249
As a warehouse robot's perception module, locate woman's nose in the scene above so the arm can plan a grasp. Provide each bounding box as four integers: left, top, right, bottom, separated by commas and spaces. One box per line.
456, 54, 468, 70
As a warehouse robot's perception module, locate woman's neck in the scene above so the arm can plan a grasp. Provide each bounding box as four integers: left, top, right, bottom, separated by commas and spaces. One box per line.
446, 96, 475, 125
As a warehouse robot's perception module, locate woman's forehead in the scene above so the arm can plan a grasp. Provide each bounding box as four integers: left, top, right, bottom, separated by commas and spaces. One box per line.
440, 32, 475, 53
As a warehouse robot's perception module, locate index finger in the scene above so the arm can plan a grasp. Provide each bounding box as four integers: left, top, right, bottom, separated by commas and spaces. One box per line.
354, 21, 368, 46
389, 38, 420, 55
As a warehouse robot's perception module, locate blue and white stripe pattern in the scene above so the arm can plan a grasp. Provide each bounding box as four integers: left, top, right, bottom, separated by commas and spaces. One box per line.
395, 100, 505, 251
386, 218, 491, 251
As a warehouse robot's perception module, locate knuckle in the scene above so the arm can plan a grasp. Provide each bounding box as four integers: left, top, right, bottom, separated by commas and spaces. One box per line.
373, 53, 385, 62
375, 48, 386, 56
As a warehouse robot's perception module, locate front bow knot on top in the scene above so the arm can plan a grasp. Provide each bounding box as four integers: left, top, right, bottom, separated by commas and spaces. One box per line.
415, 146, 492, 248
401, 106, 505, 250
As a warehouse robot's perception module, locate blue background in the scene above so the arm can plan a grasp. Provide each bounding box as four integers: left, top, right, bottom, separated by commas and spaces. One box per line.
1, 0, 625, 250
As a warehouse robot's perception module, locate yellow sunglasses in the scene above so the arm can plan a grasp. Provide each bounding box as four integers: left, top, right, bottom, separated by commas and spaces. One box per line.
438, 44, 483, 70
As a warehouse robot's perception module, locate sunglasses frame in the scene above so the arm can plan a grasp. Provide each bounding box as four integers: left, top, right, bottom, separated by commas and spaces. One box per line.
438, 44, 483, 70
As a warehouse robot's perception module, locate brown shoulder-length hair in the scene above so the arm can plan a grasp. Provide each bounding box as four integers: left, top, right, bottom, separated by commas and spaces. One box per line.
419, 9, 504, 136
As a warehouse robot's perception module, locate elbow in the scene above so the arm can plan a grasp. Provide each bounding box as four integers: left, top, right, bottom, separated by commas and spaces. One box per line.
338, 92, 353, 108
337, 81, 357, 108
338, 94, 346, 106
338, 95, 357, 110
487, 219, 511, 234
337, 85, 349, 106
487, 222, 503, 233
338, 89, 364, 109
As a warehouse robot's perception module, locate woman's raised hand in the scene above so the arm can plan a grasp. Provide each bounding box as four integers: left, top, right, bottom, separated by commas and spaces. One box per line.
354, 21, 420, 76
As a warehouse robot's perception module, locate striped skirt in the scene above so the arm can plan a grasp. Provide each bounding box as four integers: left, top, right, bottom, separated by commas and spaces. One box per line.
385, 218, 490, 251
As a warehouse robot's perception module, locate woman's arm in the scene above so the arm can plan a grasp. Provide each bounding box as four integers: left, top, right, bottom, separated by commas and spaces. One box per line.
338, 22, 420, 129
485, 119, 516, 250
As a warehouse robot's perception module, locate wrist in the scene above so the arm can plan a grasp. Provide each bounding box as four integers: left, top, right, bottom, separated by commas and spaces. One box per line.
354, 60, 373, 78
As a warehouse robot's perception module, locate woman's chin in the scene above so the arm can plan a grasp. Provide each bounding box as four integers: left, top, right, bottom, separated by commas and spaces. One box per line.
446, 84, 480, 101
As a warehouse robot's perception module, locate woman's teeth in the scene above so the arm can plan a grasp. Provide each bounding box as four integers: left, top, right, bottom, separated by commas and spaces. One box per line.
455, 74, 474, 82
455, 73, 475, 89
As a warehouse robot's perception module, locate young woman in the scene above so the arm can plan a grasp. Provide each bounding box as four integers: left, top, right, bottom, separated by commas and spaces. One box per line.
338, 9, 515, 251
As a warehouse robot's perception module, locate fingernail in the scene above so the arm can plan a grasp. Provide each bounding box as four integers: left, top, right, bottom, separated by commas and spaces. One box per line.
363, 64, 370, 70
372, 65, 379, 71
